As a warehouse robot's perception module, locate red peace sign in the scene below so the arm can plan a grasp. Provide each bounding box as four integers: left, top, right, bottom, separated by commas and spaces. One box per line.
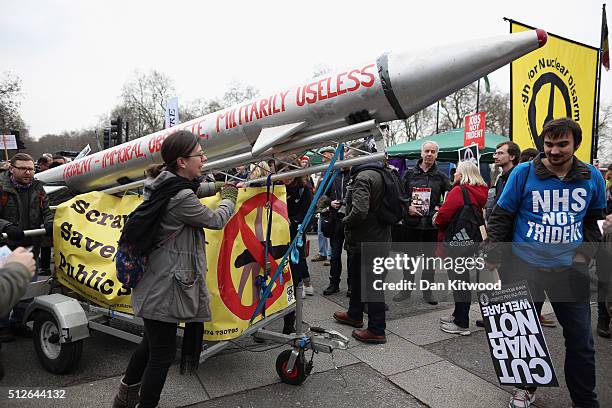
217, 192, 291, 319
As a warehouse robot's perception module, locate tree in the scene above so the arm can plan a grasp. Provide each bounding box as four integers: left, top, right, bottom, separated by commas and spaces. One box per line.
221, 81, 259, 107
181, 83, 259, 123
181, 98, 224, 122
0, 72, 23, 132
383, 106, 437, 147
597, 103, 612, 166
438, 83, 479, 132
121, 70, 176, 138
480, 89, 510, 136
25, 129, 98, 159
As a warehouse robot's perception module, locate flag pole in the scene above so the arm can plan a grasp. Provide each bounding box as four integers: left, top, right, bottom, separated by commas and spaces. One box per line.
476, 79, 481, 113
593, 3, 607, 162
436, 100, 440, 134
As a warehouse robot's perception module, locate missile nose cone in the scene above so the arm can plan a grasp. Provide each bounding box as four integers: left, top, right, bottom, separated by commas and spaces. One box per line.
536, 29, 547, 48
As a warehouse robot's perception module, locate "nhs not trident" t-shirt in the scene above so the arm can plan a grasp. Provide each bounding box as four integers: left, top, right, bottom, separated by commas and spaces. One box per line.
496, 161, 606, 267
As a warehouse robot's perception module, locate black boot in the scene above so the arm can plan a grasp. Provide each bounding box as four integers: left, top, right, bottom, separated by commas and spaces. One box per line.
323, 284, 339, 295
283, 313, 296, 335
112, 380, 140, 408
597, 318, 611, 338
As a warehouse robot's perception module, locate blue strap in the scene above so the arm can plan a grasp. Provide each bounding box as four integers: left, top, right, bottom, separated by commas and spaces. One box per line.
250, 145, 345, 324
257, 174, 275, 318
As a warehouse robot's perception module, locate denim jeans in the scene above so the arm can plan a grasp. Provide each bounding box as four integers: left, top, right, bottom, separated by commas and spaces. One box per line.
504, 256, 599, 408
329, 222, 347, 287
317, 217, 331, 257
395, 228, 437, 288
446, 267, 471, 328
347, 248, 385, 336
123, 319, 177, 408
596, 247, 611, 323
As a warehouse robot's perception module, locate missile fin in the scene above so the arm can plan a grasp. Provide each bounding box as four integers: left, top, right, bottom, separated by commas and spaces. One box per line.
251, 122, 307, 157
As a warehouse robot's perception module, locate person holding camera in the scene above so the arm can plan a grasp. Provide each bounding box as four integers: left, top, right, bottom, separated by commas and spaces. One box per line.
0, 153, 53, 342
319, 159, 351, 296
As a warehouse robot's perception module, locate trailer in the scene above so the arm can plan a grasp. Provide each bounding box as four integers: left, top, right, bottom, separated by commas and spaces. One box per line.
11, 146, 364, 384
21, 275, 349, 384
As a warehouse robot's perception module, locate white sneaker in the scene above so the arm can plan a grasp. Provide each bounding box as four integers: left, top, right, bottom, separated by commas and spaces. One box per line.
439, 315, 455, 324
508, 388, 535, 408
440, 322, 470, 336
303, 285, 314, 296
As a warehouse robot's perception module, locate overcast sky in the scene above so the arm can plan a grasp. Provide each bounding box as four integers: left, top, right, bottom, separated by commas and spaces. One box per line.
1, 0, 609, 138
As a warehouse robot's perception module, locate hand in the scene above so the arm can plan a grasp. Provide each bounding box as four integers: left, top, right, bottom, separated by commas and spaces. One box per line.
603, 214, 612, 235
6, 247, 35, 277
408, 205, 423, 217
236, 182, 246, 188
4, 225, 25, 241
573, 252, 588, 264
220, 183, 238, 203
331, 200, 341, 209
432, 212, 438, 225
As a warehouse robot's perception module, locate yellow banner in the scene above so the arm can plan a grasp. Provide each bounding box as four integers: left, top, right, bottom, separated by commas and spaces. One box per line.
511, 22, 598, 162
53, 188, 295, 341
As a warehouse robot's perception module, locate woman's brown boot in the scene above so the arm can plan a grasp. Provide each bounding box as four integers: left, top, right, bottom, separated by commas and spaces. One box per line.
112, 380, 140, 408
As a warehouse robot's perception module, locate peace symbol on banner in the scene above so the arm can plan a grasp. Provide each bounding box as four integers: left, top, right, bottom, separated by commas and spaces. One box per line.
528, 72, 572, 151
217, 192, 291, 319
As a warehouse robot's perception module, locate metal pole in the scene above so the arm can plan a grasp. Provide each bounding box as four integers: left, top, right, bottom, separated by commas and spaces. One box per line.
245, 152, 386, 186
476, 79, 480, 113
436, 100, 440, 134
593, 4, 606, 162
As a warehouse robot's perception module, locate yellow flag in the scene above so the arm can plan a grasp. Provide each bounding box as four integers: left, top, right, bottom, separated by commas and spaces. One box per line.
511, 22, 598, 163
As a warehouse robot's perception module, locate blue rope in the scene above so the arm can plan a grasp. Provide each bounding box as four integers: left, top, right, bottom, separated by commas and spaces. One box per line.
249, 145, 345, 324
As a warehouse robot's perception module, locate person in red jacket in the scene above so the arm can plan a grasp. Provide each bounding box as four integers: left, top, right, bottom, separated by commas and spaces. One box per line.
433, 161, 488, 335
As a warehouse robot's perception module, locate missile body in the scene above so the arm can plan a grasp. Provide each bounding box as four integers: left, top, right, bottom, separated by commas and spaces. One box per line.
37, 29, 547, 192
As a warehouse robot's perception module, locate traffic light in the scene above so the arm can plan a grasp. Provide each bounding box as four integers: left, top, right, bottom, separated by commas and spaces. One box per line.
103, 128, 111, 149
110, 116, 123, 145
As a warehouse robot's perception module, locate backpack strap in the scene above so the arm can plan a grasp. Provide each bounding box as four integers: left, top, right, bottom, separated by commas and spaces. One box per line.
460, 186, 473, 206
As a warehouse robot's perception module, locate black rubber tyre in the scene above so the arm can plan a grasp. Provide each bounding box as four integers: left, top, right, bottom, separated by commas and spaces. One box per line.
33, 311, 83, 374
275, 349, 307, 385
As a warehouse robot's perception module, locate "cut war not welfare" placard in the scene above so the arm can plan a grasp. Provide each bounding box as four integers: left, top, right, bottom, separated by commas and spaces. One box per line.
478, 281, 558, 387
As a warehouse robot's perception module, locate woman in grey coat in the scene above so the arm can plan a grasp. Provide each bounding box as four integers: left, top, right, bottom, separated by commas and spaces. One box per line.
113, 131, 237, 408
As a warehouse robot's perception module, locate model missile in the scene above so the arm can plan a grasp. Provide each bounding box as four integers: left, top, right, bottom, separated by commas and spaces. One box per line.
37, 29, 547, 192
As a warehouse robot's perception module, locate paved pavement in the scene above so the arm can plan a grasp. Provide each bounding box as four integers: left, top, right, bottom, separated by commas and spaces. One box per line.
1, 238, 610, 407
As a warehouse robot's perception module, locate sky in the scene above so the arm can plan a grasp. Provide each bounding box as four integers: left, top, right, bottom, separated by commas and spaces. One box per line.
1, 0, 610, 139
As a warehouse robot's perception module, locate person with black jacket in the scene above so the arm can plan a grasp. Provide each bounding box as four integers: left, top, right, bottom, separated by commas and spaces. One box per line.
484, 141, 521, 220
595, 174, 612, 338
333, 143, 391, 344
320, 167, 350, 296
280, 171, 313, 334
0, 153, 54, 342
393, 141, 450, 304
487, 118, 604, 408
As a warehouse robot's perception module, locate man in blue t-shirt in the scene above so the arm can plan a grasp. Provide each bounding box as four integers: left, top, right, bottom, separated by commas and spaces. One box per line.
487, 118, 606, 408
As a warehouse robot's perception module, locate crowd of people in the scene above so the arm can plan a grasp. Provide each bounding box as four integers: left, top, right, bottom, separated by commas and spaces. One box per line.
0, 117, 610, 407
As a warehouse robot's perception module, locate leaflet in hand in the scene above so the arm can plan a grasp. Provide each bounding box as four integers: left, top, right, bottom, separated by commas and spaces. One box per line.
411, 187, 432, 215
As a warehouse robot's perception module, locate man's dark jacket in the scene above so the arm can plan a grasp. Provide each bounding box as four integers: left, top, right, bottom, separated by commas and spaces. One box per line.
0, 172, 53, 250
342, 162, 391, 251
402, 160, 451, 230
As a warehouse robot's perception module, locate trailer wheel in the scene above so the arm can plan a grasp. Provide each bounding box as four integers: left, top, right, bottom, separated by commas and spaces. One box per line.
275, 349, 307, 385
33, 311, 83, 374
